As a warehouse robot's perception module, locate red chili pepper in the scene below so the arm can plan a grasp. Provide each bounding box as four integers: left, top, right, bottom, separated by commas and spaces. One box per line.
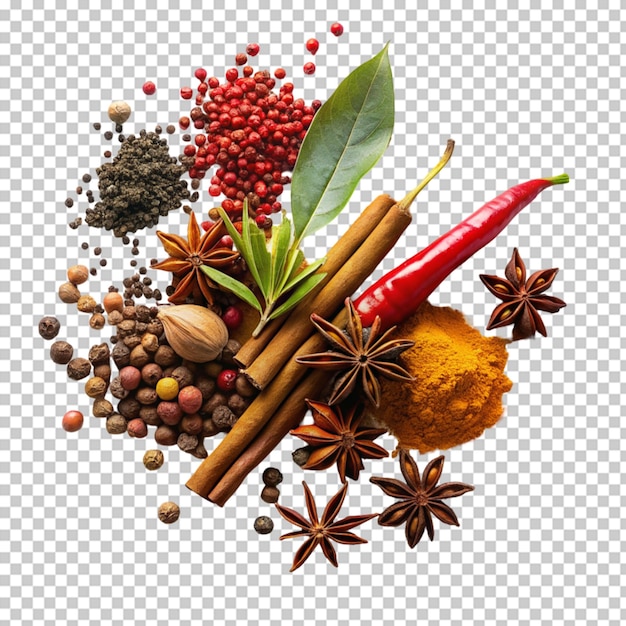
354, 174, 569, 329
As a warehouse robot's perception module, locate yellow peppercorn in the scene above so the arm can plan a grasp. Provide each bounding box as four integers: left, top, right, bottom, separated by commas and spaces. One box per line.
156, 377, 179, 401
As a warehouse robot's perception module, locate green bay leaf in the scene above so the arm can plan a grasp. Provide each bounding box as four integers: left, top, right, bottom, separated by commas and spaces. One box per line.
290, 45, 394, 241
200, 265, 262, 312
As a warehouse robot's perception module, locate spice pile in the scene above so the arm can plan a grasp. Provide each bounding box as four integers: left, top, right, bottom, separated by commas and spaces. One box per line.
39, 29, 569, 571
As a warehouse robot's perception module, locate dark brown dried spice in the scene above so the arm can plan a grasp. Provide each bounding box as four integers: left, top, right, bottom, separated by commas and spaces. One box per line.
370, 451, 474, 548
295, 298, 415, 407
275, 481, 377, 571
479, 248, 566, 341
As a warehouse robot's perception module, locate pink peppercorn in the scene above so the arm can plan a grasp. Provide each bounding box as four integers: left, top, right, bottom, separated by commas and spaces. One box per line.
195, 68, 207, 81
180, 87, 193, 100
306, 38, 319, 54
142, 81, 156, 95
303, 62, 316, 75
217, 369, 238, 392
246, 43, 260, 56
221, 305, 243, 330
330, 22, 344, 36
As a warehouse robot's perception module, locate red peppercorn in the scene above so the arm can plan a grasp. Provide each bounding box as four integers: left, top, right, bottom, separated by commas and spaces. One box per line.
201, 220, 214, 232
62, 410, 84, 433
303, 62, 316, 75
330, 22, 344, 36
180, 86, 193, 99
195, 68, 207, 81
142, 81, 156, 95
225, 68, 238, 82
179, 116, 190, 130
217, 369, 238, 392
197, 82, 208, 95
246, 42, 260, 56
235, 53, 247, 66
221, 305, 243, 330
274, 67, 286, 79
305, 38, 320, 54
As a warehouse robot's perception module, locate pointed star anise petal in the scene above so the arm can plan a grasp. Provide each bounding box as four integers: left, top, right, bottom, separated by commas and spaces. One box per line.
319, 537, 338, 568
422, 455, 445, 493
485, 300, 525, 330
377, 500, 414, 527
505, 247, 526, 288
167, 270, 197, 305
531, 295, 567, 313
306, 399, 345, 434
295, 352, 357, 370
479, 274, 520, 302
326, 532, 370, 545
156, 230, 191, 259
526, 267, 560, 295
196, 271, 217, 305
361, 314, 383, 352
370, 476, 415, 500
398, 449, 422, 492
198, 219, 228, 255
424, 507, 435, 541
302, 481, 319, 526
362, 366, 382, 407
429, 482, 475, 499
369, 360, 415, 382
368, 338, 416, 362
150, 257, 192, 274
303, 445, 342, 473
353, 439, 388, 461
427, 500, 460, 527
327, 367, 361, 406
186, 210, 202, 253
275, 503, 313, 531
320, 481, 348, 526
512, 304, 539, 340
280, 530, 310, 540
329, 513, 379, 534
345, 298, 365, 352
310, 313, 356, 354
290, 536, 320, 571
406, 507, 427, 548
291, 424, 342, 445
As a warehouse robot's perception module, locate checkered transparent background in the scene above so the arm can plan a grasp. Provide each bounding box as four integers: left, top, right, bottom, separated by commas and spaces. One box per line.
1, 1, 625, 625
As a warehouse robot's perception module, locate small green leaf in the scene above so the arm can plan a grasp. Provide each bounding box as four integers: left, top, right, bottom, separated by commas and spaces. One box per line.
282, 256, 326, 293
201, 265, 262, 312
269, 272, 328, 320
246, 215, 271, 298
291, 45, 395, 241
269, 216, 293, 297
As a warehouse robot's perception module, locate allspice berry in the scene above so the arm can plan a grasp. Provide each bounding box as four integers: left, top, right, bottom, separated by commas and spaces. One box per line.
143, 449, 164, 471
105, 413, 127, 434
260, 485, 280, 504
77, 295, 97, 313
50, 341, 74, 365
253, 516, 274, 535
67, 264, 89, 285
58, 282, 81, 304
92, 398, 114, 418
67, 358, 91, 380
38, 316, 61, 340
158, 501, 180, 524
84, 376, 108, 398
89, 313, 106, 330
262, 467, 283, 487
107, 100, 132, 124
103, 291, 124, 314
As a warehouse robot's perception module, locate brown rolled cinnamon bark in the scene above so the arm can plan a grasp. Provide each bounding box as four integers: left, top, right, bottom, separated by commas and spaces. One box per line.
185, 202, 412, 500
233, 194, 396, 369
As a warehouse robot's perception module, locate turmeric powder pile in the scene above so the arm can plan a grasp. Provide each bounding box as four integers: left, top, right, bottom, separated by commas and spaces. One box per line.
368, 301, 513, 453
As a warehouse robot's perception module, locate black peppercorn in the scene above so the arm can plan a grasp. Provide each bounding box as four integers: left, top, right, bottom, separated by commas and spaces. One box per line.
253, 516, 274, 535
260, 485, 280, 504
292, 446, 312, 467
262, 467, 283, 487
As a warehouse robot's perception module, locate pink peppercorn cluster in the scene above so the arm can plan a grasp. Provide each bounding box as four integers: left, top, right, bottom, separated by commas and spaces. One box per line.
178, 45, 322, 226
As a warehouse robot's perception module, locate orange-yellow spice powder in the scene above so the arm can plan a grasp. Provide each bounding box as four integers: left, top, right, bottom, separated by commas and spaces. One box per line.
368, 301, 513, 453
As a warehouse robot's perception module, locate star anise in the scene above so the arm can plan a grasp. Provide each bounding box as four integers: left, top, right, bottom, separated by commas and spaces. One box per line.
291, 400, 388, 482
275, 481, 378, 571
479, 248, 566, 341
151, 211, 240, 305
295, 298, 415, 407
370, 450, 474, 548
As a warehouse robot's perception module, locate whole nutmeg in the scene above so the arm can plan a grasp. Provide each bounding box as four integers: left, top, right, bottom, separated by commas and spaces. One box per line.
67, 264, 89, 285
119, 366, 142, 391
67, 358, 91, 380
129, 344, 150, 369
38, 316, 61, 340
158, 305, 229, 363
157, 501, 180, 524
77, 295, 97, 313
143, 449, 164, 471
107, 100, 132, 125
92, 398, 114, 418
103, 292, 124, 314
177, 385, 203, 414
58, 281, 81, 304
85, 376, 108, 398
127, 418, 148, 438
154, 424, 178, 446
50, 341, 74, 365
141, 362, 163, 387
105, 413, 127, 435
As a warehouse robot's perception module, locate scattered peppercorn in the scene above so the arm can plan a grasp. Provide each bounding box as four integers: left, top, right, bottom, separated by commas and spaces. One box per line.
38, 316, 61, 340
143, 449, 164, 471
253, 516, 274, 535
93, 122, 101, 131
260, 485, 280, 504
305, 38, 319, 54
158, 501, 180, 524
50, 341, 74, 364
65, 198, 74, 208
82, 173, 92, 183
303, 62, 316, 75
81, 242, 89, 250
67, 358, 91, 380
262, 467, 283, 487
292, 446, 312, 467
62, 410, 84, 432
330, 22, 344, 36
142, 81, 156, 95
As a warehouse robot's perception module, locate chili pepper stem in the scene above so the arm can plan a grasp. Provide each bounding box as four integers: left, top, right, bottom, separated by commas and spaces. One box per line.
398, 139, 455, 211
545, 173, 569, 185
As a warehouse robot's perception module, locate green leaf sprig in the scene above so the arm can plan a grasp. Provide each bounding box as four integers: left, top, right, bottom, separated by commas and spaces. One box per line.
201, 203, 327, 337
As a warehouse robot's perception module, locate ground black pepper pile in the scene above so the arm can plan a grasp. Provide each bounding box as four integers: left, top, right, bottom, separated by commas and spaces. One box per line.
85, 129, 189, 237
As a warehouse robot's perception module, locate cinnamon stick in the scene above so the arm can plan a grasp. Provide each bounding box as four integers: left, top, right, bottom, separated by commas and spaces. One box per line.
208, 369, 331, 506
233, 194, 396, 369
186, 203, 412, 500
